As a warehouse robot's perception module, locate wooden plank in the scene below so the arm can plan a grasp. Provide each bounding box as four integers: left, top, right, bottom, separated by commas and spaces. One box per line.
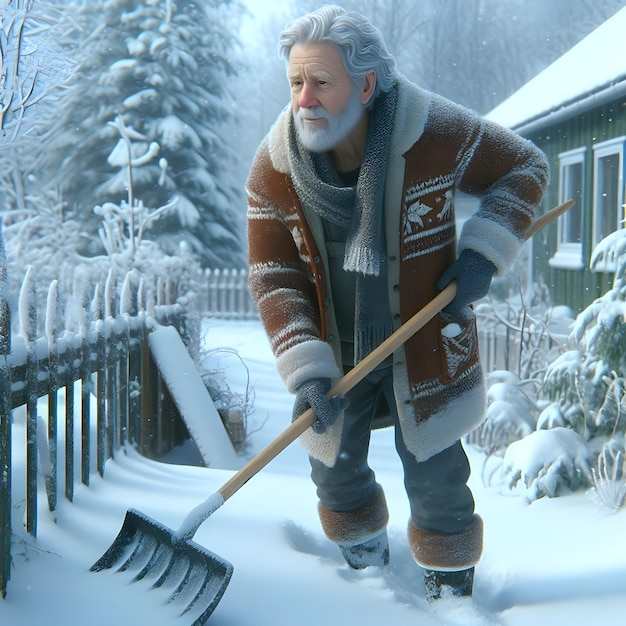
0, 319, 11, 598
148, 325, 241, 470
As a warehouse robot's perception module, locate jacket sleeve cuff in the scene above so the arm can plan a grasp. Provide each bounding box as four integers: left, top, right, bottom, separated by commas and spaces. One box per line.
275, 340, 342, 393
458, 216, 522, 276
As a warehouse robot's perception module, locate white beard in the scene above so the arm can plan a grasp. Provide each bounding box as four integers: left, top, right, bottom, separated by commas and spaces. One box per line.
295, 88, 364, 153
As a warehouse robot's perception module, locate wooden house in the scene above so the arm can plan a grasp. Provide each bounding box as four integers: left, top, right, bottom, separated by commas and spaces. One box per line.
487, 7, 626, 312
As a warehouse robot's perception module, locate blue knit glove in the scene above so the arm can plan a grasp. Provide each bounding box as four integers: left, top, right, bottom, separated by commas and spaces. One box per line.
292, 378, 348, 434
436, 249, 496, 323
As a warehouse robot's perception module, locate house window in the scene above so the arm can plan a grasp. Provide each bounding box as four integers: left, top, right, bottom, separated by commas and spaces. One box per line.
592, 136, 625, 271
549, 148, 585, 270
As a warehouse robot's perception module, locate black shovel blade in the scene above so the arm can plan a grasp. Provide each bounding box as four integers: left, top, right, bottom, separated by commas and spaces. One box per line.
91, 509, 233, 625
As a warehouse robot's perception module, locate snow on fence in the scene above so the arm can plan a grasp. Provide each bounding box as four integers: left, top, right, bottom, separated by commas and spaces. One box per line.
204, 268, 258, 320
0, 263, 192, 599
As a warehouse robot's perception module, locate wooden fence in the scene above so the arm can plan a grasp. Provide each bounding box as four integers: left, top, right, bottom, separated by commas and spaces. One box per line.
475, 305, 569, 377
0, 261, 254, 599
0, 261, 192, 599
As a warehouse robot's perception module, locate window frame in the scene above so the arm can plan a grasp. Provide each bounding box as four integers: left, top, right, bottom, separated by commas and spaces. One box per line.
549, 147, 586, 270
591, 135, 625, 273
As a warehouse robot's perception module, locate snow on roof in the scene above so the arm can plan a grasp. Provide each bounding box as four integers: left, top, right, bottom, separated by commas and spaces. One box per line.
487, 6, 626, 133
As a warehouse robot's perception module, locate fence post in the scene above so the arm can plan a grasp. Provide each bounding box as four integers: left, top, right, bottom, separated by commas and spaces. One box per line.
79, 283, 91, 487
20, 268, 39, 537
138, 323, 158, 457
104, 270, 119, 458
93, 283, 107, 478
0, 224, 11, 598
64, 338, 75, 502
125, 281, 142, 450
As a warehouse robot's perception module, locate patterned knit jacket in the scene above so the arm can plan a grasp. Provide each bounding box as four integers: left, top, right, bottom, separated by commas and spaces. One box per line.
246, 76, 549, 465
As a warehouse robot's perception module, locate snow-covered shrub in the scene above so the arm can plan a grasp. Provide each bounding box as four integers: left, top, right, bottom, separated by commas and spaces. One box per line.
470, 290, 570, 456
2, 186, 83, 308
93, 116, 178, 266
588, 435, 626, 512
472, 229, 626, 501
83, 116, 201, 290
543, 235, 626, 433
470, 370, 537, 454
502, 427, 592, 499
507, 227, 626, 501
541, 351, 587, 434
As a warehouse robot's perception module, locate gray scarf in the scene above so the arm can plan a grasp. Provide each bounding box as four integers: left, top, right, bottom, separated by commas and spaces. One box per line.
287, 86, 398, 363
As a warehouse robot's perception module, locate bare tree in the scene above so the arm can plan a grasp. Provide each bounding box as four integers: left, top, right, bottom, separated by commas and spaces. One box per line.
0, 0, 72, 140
1, 0, 74, 216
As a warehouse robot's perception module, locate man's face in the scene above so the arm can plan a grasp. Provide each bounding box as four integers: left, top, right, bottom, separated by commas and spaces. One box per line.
288, 41, 365, 152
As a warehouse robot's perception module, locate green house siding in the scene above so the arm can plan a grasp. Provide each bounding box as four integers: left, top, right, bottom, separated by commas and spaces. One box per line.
522, 96, 626, 313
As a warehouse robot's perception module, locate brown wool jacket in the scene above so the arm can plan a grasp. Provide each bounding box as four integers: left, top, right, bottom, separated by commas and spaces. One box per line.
246, 76, 548, 465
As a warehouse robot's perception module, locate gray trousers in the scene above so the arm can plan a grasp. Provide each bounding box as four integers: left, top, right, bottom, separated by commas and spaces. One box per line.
309, 366, 476, 534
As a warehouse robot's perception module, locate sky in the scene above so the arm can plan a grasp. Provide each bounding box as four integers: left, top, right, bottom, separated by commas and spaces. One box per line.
1, 319, 625, 625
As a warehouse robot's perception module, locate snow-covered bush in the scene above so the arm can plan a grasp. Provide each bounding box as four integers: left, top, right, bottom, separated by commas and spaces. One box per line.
545, 233, 626, 429
94, 117, 177, 263
502, 427, 593, 499
588, 435, 626, 512
540, 351, 587, 434
2, 186, 83, 300
470, 291, 570, 456
501, 227, 626, 502
48, 114, 203, 315
471, 370, 537, 454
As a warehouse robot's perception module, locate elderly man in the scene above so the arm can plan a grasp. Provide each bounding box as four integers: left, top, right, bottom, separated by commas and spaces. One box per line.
246, 6, 548, 601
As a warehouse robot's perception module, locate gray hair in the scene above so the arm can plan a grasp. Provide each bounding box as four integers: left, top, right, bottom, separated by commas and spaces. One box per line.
278, 5, 398, 101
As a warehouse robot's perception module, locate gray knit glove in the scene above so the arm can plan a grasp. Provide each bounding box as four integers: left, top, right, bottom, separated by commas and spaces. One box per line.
292, 378, 348, 434
436, 249, 496, 323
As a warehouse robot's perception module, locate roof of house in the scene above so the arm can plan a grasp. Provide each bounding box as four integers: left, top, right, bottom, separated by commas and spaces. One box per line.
487, 6, 626, 134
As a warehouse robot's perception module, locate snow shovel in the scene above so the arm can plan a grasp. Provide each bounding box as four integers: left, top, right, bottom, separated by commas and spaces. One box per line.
90, 199, 574, 624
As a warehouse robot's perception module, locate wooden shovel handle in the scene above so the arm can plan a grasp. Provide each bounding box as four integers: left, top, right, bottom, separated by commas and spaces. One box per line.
526, 198, 574, 239
217, 199, 574, 502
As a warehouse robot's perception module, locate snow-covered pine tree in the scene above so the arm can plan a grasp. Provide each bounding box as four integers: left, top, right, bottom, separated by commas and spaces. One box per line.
543, 230, 626, 445
35, 0, 247, 268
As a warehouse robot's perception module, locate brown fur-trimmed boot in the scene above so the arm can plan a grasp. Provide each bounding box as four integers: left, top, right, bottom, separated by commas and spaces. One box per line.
318, 485, 390, 569
407, 514, 483, 601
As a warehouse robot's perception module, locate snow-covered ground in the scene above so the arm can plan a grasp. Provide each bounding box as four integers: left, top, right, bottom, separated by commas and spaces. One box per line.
1, 319, 625, 625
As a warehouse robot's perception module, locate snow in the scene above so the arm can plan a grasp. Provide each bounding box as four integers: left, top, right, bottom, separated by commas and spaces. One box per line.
502, 427, 592, 499
175, 492, 226, 542
147, 323, 240, 470
487, 6, 626, 130
2, 319, 626, 625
